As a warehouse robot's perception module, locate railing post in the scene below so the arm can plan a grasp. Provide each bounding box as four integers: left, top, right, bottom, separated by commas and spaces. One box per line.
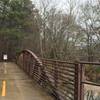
54, 61, 59, 99
23, 52, 25, 70
74, 61, 85, 100
39, 60, 47, 87
74, 61, 80, 100
81, 64, 85, 100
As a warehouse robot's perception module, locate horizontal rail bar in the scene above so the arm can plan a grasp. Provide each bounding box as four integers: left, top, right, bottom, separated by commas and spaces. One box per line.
82, 81, 100, 87
79, 61, 100, 65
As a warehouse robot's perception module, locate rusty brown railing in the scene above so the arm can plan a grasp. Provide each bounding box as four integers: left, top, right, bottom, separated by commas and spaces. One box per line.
41, 58, 76, 100
17, 49, 43, 82
17, 49, 100, 100
17, 50, 77, 100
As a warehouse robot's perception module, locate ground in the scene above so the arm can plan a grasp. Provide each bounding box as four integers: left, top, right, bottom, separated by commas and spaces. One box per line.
0, 62, 54, 100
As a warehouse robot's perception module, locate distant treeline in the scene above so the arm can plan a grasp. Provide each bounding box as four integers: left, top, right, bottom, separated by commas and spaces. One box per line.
0, 0, 100, 62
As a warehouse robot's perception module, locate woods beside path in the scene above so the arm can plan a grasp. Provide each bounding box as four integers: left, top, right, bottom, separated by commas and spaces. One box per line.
0, 0, 100, 62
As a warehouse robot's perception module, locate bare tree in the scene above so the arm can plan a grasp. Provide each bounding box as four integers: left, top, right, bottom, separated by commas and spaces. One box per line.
78, 0, 100, 61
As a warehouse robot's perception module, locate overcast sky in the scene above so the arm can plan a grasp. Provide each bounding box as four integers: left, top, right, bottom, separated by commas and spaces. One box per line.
31, 0, 88, 7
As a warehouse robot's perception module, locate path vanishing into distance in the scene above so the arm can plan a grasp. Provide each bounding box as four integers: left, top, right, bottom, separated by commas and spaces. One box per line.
0, 62, 54, 100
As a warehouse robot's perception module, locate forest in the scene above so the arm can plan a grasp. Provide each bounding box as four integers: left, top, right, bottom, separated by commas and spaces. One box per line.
0, 0, 100, 62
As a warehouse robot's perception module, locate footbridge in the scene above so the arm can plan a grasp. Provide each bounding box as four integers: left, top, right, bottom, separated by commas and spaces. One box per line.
0, 49, 100, 100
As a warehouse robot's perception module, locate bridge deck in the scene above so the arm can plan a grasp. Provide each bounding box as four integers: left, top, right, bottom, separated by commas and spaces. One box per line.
0, 62, 54, 100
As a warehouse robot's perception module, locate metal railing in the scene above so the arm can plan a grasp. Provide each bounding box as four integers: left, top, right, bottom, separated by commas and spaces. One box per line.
17, 50, 77, 100
17, 49, 100, 100
41, 58, 76, 100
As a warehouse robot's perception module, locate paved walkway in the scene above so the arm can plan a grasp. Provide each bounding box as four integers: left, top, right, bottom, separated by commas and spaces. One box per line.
0, 62, 54, 100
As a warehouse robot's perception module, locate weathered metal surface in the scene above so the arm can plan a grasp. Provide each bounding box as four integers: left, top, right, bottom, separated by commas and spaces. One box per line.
17, 49, 100, 100
17, 50, 77, 100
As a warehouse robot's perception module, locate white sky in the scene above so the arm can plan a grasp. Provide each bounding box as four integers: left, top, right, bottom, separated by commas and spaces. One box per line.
31, 0, 88, 13
31, 0, 88, 7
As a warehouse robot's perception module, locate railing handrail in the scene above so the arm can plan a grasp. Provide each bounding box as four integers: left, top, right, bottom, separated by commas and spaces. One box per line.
41, 58, 75, 64
79, 61, 100, 65
82, 81, 100, 87
17, 49, 100, 100
19, 50, 100, 65
17, 49, 76, 100
19, 49, 42, 66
